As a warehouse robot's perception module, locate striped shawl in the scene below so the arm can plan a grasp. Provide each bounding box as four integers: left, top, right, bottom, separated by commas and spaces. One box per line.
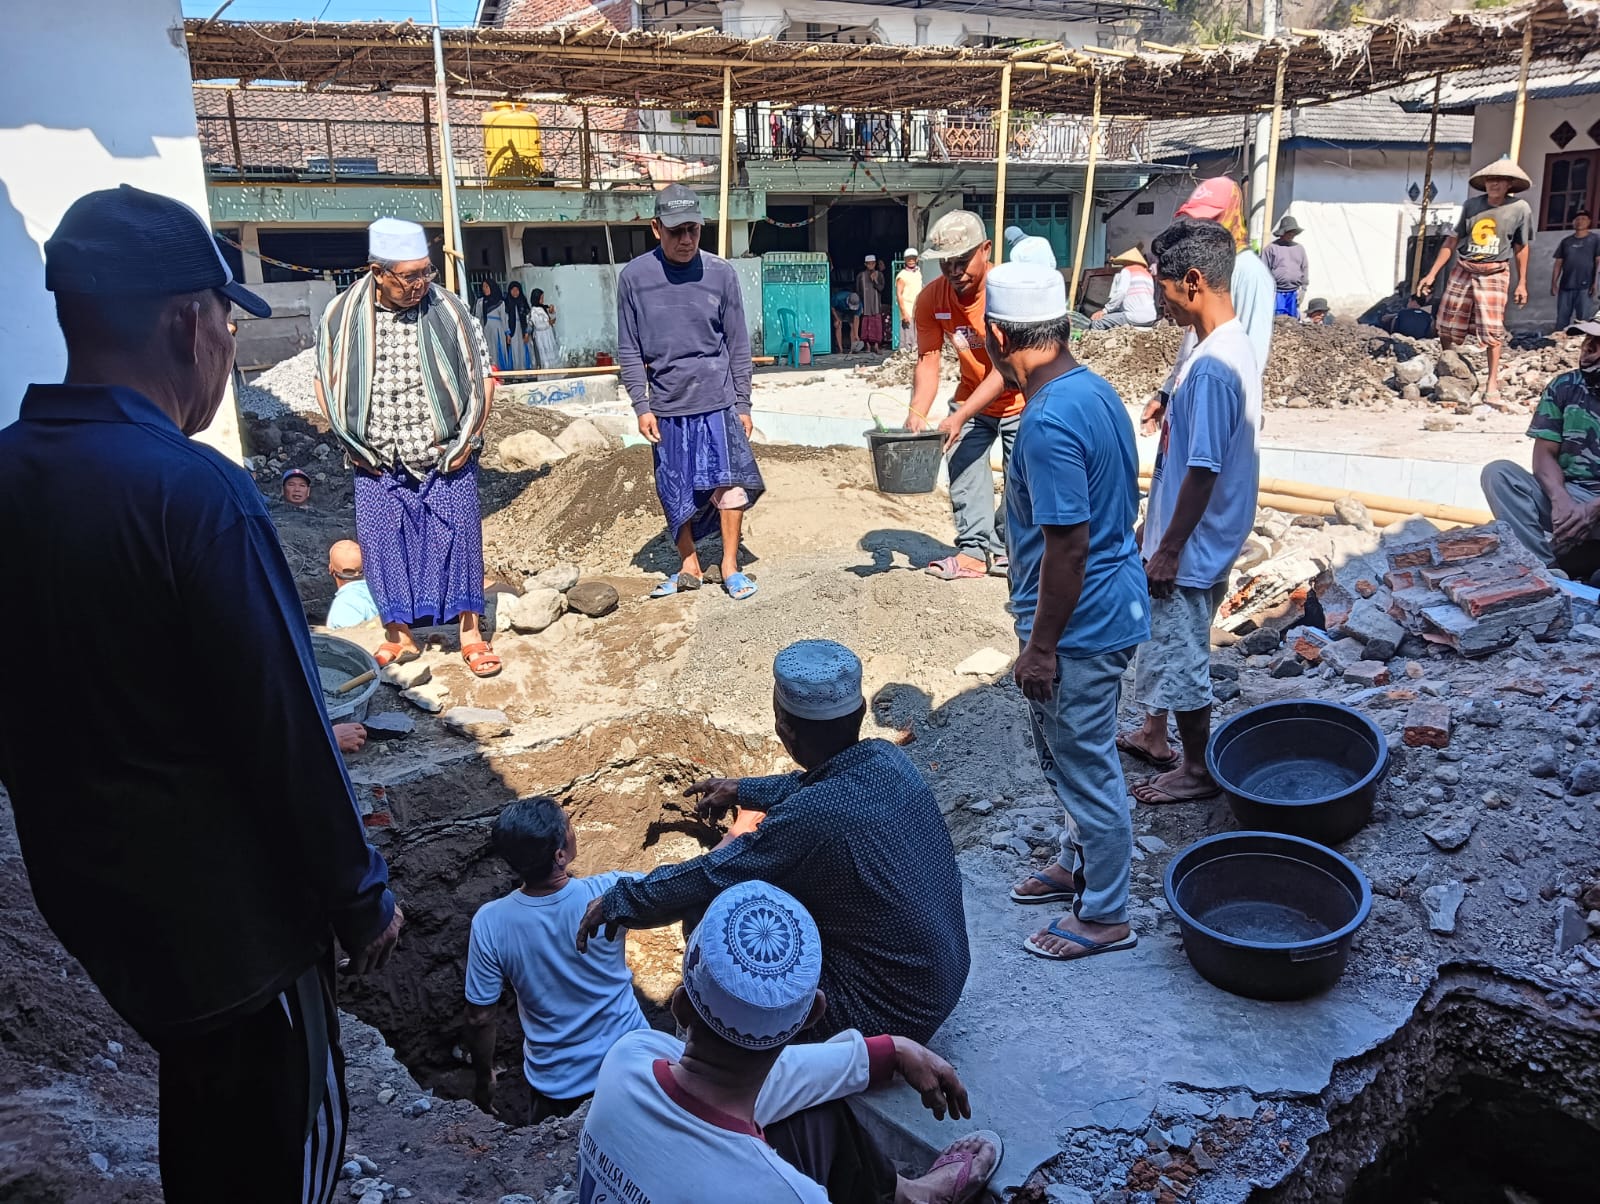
316, 274, 489, 472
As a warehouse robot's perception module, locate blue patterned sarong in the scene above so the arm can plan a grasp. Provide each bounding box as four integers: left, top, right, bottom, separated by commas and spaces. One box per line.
354, 460, 486, 626
652, 407, 765, 541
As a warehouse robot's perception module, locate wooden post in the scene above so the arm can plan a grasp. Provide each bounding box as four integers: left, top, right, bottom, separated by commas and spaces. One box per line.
421, 94, 435, 179
324, 119, 337, 181
1509, 20, 1534, 162
430, 0, 465, 295
224, 91, 246, 174
992, 63, 1013, 264
1260, 51, 1287, 243
718, 67, 734, 257
580, 104, 593, 190
1412, 74, 1443, 290
1066, 78, 1102, 313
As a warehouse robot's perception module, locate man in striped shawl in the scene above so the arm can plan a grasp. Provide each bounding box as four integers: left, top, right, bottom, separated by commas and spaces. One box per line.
314, 218, 502, 677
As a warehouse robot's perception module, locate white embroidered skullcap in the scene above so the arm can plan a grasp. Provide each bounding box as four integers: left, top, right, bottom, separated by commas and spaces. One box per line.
369, 217, 428, 262
683, 881, 823, 1050
986, 261, 1068, 323
1009, 235, 1058, 270
773, 639, 863, 721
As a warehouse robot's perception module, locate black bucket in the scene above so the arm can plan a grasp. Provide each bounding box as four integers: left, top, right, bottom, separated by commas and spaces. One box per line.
865, 428, 944, 494
1207, 698, 1389, 845
1165, 831, 1372, 1000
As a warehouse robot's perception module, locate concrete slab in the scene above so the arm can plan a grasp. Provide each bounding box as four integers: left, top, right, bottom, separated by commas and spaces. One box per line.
852, 850, 1421, 1192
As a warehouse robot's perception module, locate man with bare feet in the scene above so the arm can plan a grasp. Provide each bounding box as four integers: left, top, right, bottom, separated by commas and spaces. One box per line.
578, 881, 1002, 1204
1122, 219, 1261, 808
983, 262, 1148, 963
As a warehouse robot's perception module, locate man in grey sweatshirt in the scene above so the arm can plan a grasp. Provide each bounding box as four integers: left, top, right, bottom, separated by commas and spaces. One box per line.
617, 185, 764, 601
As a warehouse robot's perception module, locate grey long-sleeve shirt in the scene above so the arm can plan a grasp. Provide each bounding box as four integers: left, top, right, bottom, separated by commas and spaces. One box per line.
616, 248, 753, 418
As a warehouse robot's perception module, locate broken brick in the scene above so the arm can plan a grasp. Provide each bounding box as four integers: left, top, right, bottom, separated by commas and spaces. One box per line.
1389, 585, 1446, 623
1386, 541, 1436, 570
1436, 530, 1501, 563
1440, 564, 1531, 606
1383, 569, 1419, 591
1354, 578, 1378, 598
1455, 576, 1557, 619
1403, 699, 1453, 748
1419, 564, 1470, 589
1321, 636, 1370, 673
1344, 661, 1391, 687
1293, 635, 1324, 664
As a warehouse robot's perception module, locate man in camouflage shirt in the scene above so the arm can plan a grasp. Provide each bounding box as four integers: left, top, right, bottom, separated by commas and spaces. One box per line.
1482, 317, 1600, 582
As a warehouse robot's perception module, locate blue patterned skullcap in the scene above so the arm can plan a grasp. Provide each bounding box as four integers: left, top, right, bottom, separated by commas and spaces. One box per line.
773, 639, 863, 721
682, 881, 823, 1050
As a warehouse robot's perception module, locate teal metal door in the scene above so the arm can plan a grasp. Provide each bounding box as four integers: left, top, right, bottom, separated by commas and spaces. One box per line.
761, 252, 832, 358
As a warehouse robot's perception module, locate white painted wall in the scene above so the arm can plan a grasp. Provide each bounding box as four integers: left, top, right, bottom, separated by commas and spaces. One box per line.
1472, 96, 1599, 332
0, 0, 240, 458
721, 0, 1101, 46
509, 255, 763, 364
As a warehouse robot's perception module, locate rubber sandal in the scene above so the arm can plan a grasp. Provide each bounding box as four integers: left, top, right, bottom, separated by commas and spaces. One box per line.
1023, 919, 1138, 961
925, 1130, 1004, 1204
650, 572, 702, 598
1116, 734, 1181, 771
724, 571, 759, 601
987, 554, 1010, 578
1009, 871, 1076, 906
374, 642, 421, 668
926, 556, 986, 581
1130, 777, 1222, 806
461, 641, 502, 679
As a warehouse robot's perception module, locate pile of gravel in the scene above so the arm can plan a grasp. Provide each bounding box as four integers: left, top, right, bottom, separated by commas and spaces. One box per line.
237, 348, 321, 420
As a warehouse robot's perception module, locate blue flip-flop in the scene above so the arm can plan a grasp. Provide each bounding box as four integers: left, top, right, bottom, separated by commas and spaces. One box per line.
724, 571, 759, 601
650, 572, 702, 599
1009, 871, 1077, 906
1023, 919, 1138, 961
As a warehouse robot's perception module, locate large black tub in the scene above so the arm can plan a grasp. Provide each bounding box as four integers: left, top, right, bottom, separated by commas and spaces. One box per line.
1207, 698, 1388, 845
1164, 831, 1372, 1000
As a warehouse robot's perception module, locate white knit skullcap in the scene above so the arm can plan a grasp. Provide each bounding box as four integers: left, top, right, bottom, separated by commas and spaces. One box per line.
987, 262, 1068, 323
369, 217, 428, 262
773, 639, 864, 721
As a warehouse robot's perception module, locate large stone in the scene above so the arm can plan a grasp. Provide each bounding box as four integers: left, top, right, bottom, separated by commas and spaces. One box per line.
507, 586, 566, 633
1556, 899, 1589, 956
1342, 598, 1405, 651
1434, 376, 1475, 408
401, 681, 450, 713
442, 707, 513, 739
553, 418, 616, 456
1393, 355, 1433, 385
1238, 627, 1281, 656
1333, 495, 1376, 532
526, 562, 581, 594
1422, 880, 1465, 934
380, 659, 432, 689
956, 648, 1012, 677
1424, 813, 1477, 852
1570, 759, 1600, 796
497, 430, 567, 471
567, 580, 620, 618
1436, 348, 1478, 385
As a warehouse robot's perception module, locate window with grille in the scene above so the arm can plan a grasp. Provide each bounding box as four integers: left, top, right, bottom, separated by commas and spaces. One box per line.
1541, 150, 1600, 231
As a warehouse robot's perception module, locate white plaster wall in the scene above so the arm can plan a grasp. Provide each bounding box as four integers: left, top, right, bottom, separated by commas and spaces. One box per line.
724, 0, 1099, 46
509, 256, 763, 365
0, 0, 240, 458
1472, 96, 1600, 332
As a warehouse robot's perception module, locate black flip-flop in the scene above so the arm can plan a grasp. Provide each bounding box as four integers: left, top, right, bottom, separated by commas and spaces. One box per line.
1116, 734, 1180, 771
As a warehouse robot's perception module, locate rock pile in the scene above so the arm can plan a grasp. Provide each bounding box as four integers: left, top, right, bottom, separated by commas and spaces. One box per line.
237, 347, 322, 420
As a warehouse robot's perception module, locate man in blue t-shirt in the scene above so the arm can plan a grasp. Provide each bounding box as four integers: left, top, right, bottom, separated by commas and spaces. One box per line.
983, 262, 1149, 964
1124, 219, 1261, 808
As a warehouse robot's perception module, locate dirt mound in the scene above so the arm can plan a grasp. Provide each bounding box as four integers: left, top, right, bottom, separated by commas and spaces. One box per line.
856, 338, 959, 389
1075, 323, 1185, 403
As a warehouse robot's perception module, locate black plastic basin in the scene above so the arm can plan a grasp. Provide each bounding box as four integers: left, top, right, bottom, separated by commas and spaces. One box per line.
1206, 698, 1388, 845
1164, 831, 1372, 1000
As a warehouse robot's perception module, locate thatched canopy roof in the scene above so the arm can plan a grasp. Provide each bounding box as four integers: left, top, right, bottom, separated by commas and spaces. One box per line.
186, 0, 1600, 119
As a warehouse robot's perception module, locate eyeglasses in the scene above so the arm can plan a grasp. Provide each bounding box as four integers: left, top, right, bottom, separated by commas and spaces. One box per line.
381, 265, 438, 286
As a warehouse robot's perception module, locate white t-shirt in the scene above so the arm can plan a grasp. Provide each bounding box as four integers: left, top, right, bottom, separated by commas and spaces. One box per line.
465, 873, 648, 1098
578, 1028, 893, 1204
1143, 318, 1262, 590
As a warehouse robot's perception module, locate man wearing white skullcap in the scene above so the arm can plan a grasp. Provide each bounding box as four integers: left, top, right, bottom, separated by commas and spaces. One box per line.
314, 218, 502, 678
1008, 236, 1057, 271
579, 640, 968, 1047
857, 253, 887, 352
579, 882, 1002, 1204
984, 262, 1147, 964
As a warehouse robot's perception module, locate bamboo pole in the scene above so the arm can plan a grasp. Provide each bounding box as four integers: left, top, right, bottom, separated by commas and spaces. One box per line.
430, 0, 464, 296
718, 65, 733, 258
1066, 78, 1102, 312
1508, 21, 1535, 162
1136, 470, 1492, 526
1260, 50, 1287, 242
993, 63, 1013, 265
1412, 75, 1443, 290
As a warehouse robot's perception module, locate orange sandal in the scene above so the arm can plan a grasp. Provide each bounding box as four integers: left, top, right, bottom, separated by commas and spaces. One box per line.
374, 642, 421, 668
462, 642, 502, 678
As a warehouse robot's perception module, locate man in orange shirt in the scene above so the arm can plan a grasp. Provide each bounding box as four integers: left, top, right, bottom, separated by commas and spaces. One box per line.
907, 211, 1024, 580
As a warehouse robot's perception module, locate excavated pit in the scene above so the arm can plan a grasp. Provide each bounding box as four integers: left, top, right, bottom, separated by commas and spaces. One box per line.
339, 712, 783, 1125
1259, 965, 1600, 1204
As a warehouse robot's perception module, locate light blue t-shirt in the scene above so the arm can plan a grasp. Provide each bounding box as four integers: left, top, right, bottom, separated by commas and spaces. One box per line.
465, 872, 649, 1097
1143, 319, 1262, 590
325, 580, 379, 629
1005, 365, 1150, 657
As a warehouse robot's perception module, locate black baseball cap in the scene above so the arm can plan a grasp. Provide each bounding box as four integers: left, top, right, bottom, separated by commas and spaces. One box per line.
654, 183, 706, 229
44, 184, 271, 317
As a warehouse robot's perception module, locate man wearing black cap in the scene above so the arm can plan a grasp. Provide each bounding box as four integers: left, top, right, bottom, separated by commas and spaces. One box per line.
0, 185, 401, 1204
617, 183, 764, 601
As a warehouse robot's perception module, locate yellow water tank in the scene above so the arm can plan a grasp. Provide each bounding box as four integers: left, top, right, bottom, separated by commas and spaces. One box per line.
482, 102, 545, 179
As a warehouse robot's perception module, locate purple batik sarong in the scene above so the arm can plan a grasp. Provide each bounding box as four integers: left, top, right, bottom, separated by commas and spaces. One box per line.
652, 407, 765, 541
354, 461, 486, 626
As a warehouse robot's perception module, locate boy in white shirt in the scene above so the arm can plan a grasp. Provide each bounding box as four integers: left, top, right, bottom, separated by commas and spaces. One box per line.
463, 797, 648, 1121
578, 881, 1002, 1204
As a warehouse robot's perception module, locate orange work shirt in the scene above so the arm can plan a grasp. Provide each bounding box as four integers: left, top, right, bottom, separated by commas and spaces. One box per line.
913, 274, 1024, 419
